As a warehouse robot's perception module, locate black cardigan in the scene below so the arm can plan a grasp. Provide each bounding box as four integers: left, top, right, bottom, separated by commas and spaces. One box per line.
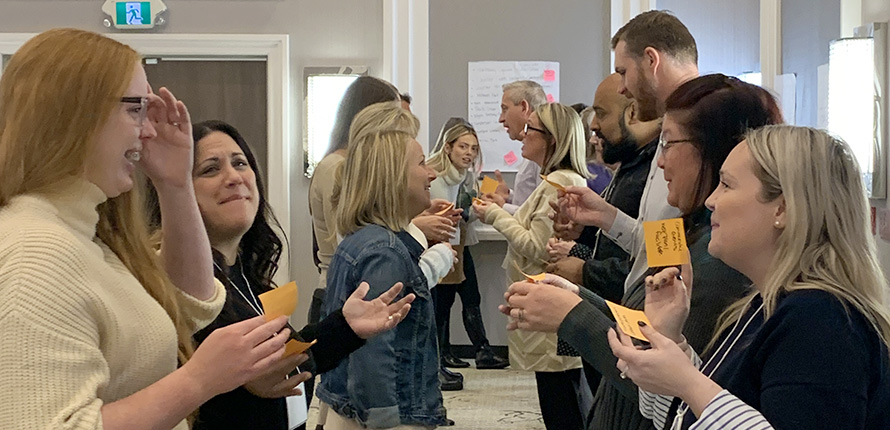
192, 260, 365, 430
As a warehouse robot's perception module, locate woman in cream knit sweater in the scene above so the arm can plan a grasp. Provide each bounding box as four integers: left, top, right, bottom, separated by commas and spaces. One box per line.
473, 103, 591, 429
0, 29, 290, 430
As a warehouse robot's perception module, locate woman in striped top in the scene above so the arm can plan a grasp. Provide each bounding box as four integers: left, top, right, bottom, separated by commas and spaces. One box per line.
610, 125, 890, 429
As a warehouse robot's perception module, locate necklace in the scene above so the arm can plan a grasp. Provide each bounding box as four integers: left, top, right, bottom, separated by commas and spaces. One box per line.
213, 260, 264, 317
672, 295, 764, 429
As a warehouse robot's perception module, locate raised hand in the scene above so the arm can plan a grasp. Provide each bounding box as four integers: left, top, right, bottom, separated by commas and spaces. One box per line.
545, 256, 585, 285
550, 199, 583, 241
609, 324, 721, 412
493, 170, 511, 198
546, 237, 575, 262
499, 280, 582, 333
343, 282, 415, 339
558, 186, 619, 230
412, 215, 456, 243
140, 87, 194, 189
472, 199, 495, 222
644, 263, 692, 344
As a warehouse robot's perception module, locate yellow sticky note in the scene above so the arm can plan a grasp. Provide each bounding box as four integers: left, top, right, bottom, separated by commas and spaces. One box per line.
435, 202, 454, 216
284, 339, 317, 357
605, 300, 652, 341
480, 176, 499, 195
473, 197, 485, 205
540, 174, 566, 192
643, 218, 690, 267
258, 281, 298, 321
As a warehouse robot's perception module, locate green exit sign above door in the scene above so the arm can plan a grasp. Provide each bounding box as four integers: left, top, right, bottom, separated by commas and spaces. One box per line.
102, 0, 168, 29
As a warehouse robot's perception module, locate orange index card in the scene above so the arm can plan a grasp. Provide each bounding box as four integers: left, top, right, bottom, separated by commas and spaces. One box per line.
258, 281, 298, 321
605, 300, 651, 341
512, 260, 546, 282
540, 175, 566, 192
480, 176, 499, 195
643, 218, 690, 267
284, 339, 317, 357
472, 197, 485, 205
435, 202, 454, 216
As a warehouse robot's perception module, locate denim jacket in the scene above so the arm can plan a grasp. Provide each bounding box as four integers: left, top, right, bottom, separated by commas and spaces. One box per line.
317, 224, 447, 428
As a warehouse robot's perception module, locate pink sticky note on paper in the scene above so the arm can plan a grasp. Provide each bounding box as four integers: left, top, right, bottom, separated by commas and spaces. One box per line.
546, 93, 555, 103
543, 69, 556, 82
504, 151, 519, 166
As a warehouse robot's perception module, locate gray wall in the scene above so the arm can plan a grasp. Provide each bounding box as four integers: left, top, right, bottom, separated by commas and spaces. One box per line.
428, 0, 610, 150
0, 0, 384, 327
429, 0, 609, 348
658, 0, 760, 76
782, 0, 840, 126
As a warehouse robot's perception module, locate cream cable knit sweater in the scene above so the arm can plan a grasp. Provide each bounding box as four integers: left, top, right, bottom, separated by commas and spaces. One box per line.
0, 179, 225, 430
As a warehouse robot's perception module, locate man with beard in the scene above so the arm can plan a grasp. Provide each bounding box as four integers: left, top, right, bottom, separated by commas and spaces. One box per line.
548, 74, 661, 304
553, 11, 699, 303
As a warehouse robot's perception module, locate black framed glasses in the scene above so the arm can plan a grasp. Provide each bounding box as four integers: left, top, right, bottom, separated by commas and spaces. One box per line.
658, 133, 694, 153
120, 96, 149, 126
523, 123, 550, 135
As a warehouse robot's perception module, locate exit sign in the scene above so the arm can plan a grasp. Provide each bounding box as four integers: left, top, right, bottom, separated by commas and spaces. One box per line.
102, 0, 167, 29
116, 2, 150, 26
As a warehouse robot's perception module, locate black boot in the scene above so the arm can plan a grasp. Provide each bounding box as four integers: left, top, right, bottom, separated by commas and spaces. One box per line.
475, 345, 509, 369
439, 366, 464, 391
442, 351, 470, 368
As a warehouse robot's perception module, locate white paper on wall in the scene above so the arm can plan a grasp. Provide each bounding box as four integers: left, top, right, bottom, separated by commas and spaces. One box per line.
773, 73, 797, 126
468, 61, 560, 172
816, 63, 829, 129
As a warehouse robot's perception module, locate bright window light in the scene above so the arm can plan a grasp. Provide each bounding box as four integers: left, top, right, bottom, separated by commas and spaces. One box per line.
828, 38, 876, 196
305, 74, 359, 177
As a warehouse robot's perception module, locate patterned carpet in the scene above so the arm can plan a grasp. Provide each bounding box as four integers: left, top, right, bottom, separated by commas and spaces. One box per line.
307, 362, 545, 430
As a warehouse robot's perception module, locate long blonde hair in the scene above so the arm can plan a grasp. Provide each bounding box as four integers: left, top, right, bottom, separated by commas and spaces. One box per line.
335, 103, 420, 236
0, 29, 196, 363
427, 117, 481, 193
714, 125, 890, 353
535, 103, 591, 178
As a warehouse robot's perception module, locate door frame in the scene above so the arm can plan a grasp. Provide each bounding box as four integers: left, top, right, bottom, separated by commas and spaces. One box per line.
0, 33, 293, 285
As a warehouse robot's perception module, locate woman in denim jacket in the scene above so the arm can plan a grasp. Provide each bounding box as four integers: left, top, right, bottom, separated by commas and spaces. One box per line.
317, 102, 448, 429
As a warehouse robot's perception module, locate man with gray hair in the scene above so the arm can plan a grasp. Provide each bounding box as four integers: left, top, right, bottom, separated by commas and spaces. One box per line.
485, 80, 546, 213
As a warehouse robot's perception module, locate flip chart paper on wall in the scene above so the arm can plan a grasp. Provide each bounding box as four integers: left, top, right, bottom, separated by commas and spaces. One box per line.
258, 281, 298, 321
468, 61, 560, 172
643, 218, 690, 267
605, 300, 652, 341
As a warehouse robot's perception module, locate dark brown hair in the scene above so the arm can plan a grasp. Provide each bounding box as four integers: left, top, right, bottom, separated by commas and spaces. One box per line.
611, 10, 698, 64
665, 74, 783, 213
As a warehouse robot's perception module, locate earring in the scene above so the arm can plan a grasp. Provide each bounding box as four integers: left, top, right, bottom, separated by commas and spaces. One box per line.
774, 221, 781, 228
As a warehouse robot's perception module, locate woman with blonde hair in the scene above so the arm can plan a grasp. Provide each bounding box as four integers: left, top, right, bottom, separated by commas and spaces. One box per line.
474, 102, 590, 429
0, 29, 289, 429
427, 118, 508, 372
316, 103, 447, 429
611, 125, 890, 429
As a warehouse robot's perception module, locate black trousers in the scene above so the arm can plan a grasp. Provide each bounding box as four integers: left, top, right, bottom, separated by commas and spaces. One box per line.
432, 247, 490, 354
535, 368, 584, 430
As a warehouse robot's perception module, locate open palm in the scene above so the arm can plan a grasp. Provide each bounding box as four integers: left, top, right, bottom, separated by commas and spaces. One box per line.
343, 282, 416, 339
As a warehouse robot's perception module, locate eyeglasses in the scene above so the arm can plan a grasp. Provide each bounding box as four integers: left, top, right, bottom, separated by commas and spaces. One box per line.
523, 123, 550, 135
120, 96, 149, 126
658, 133, 694, 153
